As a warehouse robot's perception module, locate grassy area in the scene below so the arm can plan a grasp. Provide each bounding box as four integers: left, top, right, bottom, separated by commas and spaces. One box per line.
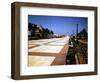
75, 41, 87, 64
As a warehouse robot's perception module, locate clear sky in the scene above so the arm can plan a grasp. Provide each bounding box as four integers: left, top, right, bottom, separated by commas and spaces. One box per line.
28, 15, 88, 35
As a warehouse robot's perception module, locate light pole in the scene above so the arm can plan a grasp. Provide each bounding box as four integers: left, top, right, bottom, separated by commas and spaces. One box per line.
76, 24, 78, 41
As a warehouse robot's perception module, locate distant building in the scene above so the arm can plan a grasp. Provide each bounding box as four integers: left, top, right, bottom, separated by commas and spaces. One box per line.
28, 23, 54, 40
28, 30, 31, 37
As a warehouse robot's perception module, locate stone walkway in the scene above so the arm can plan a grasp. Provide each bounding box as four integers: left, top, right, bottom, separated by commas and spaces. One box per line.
28, 36, 70, 67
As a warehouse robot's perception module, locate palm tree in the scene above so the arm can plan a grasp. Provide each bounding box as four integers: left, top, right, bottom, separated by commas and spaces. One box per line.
50, 30, 54, 35
28, 22, 33, 31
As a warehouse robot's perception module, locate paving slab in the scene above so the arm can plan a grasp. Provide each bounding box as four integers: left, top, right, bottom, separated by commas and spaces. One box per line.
29, 45, 63, 53
28, 55, 55, 66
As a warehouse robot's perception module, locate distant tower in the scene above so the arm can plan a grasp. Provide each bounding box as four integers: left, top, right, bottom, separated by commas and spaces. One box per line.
76, 24, 78, 36
76, 24, 78, 40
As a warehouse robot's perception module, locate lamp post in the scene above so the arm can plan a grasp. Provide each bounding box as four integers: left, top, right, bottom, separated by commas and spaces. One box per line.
76, 24, 78, 41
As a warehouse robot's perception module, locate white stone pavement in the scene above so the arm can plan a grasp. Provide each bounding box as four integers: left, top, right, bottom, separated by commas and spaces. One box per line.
28, 36, 70, 67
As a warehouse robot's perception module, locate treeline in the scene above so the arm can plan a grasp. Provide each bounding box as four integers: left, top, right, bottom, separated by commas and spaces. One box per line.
77, 28, 87, 40
28, 22, 54, 39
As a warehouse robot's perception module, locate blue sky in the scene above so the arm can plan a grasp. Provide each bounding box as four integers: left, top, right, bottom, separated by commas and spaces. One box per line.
28, 15, 88, 35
